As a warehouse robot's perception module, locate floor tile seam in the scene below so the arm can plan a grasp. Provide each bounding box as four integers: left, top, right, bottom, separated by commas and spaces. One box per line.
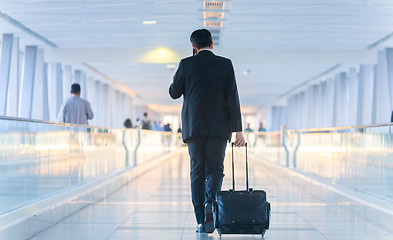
105, 158, 184, 240
293, 211, 329, 240
180, 209, 194, 240
103, 199, 148, 240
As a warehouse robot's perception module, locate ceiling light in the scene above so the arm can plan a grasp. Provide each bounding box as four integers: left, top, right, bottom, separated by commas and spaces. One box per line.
203, 1, 225, 10
242, 70, 250, 75
166, 64, 176, 69
203, 12, 225, 19
140, 47, 180, 64
204, 21, 223, 28
142, 21, 157, 25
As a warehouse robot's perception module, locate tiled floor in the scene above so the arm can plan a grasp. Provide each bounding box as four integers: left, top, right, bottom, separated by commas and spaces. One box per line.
30, 149, 393, 240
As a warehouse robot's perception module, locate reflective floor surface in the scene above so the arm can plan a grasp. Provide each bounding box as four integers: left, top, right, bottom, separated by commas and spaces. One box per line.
30, 149, 393, 240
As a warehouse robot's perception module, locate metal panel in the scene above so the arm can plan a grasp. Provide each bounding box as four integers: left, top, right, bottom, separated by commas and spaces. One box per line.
312, 85, 320, 128
339, 72, 349, 127
320, 81, 328, 127
63, 65, 72, 102
42, 63, 50, 121
101, 84, 108, 126
74, 70, 81, 84
0, 34, 13, 115
31, 49, 45, 120
93, 80, 101, 126
18, 46, 37, 118
6, 36, 20, 117
81, 72, 87, 99
371, 65, 377, 125
347, 68, 359, 126
358, 65, 374, 125
375, 51, 390, 123
48, 63, 63, 121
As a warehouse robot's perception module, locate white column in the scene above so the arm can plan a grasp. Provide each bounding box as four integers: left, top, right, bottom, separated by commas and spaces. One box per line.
119, 93, 126, 126
42, 63, 50, 120
286, 96, 293, 129
107, 85, 113, 127
312, 85, 320, 128
320, 81, 328, 127
371, 65, 377, 125
63, 65, 72, 102
326, 77, 336, 127
304, 86, 312, 128
299, 92, 306, 129
74, 70, 81, 84
86, 77, 94, 103
19, 46, 37, 118
31, 49, 45, 120
92, 80, 101, 126
6, 36, 20, 117
348, 67, 359, 126
0, 34, 13, 115
81, 72, 87, 99
358, 65, 374, 125
333, 74, 342, 127
385, 48, 393, 121
338, 72, 349, 127
48, 63, 63, 121
292, 94, 299, 129
375, 51, 390, 123
101, 84, 108, 126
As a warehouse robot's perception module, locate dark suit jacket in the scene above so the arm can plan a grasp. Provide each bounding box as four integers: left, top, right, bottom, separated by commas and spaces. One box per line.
169, 50, 242, 142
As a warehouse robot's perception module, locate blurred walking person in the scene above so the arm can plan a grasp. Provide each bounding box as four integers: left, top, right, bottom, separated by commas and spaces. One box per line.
58, 83, 94, 125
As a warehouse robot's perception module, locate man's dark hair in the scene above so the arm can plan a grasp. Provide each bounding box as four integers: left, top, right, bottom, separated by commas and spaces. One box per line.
124, 119, 132, 128
71, 83, 81, 94
143, 112, 148, 117
190, 29, 212, 49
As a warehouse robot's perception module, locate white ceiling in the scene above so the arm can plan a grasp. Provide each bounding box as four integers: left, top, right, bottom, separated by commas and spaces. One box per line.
1, 0, 393, 107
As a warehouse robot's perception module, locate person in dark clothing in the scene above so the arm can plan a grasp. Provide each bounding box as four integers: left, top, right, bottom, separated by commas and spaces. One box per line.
141, 112, 152, 130
164, 123, 172, 132
169, 29, 245, 234
124, 119, 132, 128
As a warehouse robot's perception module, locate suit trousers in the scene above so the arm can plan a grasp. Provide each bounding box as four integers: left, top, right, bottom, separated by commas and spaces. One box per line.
187, 136, 227, 224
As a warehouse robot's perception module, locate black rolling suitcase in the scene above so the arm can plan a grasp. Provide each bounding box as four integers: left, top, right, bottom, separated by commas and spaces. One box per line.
215, 143, 270, 236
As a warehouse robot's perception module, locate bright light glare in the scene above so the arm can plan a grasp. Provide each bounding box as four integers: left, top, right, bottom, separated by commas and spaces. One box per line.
142, 21, 157, 25
140, 47, 180, 63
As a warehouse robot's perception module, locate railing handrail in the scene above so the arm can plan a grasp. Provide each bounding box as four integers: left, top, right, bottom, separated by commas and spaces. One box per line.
0, 115, 121, 130
4, 115, 391, 135
0, 116, 180, 135
286, 122, 393, 133
251, 122, 393, 135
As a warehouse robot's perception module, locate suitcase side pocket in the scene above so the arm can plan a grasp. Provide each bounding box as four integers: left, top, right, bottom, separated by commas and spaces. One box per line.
266, 202, 271, 229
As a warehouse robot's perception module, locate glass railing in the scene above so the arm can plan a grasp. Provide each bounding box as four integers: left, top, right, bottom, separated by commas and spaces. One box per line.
0, 116, 181, 215
249, 123, 393, 203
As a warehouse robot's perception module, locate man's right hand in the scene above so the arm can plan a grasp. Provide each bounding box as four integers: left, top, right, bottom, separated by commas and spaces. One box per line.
234, 131, 245, 147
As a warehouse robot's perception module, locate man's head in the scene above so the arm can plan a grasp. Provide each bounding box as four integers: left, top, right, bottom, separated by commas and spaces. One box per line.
190, 29, 213, 52
71, 83, 81, 96
143, 112, 148, 117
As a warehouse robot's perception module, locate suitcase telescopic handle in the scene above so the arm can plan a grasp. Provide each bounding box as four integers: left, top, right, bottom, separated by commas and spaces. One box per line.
231, 142, 249, 191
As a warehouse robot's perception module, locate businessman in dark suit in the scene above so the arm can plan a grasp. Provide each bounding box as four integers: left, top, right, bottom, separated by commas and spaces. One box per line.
169, 29, 245, 234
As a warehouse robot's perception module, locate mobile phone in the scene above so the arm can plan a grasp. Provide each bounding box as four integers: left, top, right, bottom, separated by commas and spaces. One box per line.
193, 48, 196, 56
